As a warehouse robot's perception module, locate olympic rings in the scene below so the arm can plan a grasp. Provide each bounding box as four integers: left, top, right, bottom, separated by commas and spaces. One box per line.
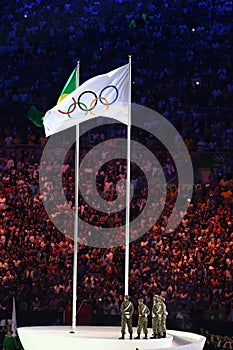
58, 85, 119, 116
212, 154, 227, 162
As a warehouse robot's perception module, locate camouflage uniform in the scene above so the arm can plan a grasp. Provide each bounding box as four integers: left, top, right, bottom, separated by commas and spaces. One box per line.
157, 296, 168, 338
119, 296, 134, 339
151, 296, 160, 338
135, 299, 150, 339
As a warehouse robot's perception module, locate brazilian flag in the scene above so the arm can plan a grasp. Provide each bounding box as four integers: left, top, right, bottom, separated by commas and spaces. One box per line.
27, 105, 44, 127
27, 67, 78, 128
57, 68, 77, 104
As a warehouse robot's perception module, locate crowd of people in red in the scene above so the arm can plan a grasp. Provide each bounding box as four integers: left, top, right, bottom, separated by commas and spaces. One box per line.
0, 131, 233, 323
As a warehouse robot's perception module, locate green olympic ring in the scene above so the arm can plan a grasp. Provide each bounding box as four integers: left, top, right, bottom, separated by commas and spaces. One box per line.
67, 101, 89, 118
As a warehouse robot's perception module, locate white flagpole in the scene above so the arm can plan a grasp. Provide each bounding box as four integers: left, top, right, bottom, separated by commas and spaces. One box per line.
76, 61, 80, 86
71, 60, 80, 333
125, 56, 132, 295
11, 296, 17, 337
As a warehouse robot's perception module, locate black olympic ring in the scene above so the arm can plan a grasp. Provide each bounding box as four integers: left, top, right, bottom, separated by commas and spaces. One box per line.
78, 91, 98, 112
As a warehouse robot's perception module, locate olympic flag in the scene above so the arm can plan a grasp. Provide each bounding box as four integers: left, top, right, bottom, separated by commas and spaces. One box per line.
43, 64, 130, 136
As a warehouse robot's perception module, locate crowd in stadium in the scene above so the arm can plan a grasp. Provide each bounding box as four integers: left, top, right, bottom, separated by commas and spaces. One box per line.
200, 328, 233, 349
1, 0, 233, 349
2, 0, 233, 150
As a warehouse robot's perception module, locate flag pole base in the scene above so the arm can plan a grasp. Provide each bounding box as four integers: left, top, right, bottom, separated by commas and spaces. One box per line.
18, 326, 205, 350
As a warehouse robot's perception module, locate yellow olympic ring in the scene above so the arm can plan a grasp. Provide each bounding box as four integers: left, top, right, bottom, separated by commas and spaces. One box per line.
89, 97, 109, 115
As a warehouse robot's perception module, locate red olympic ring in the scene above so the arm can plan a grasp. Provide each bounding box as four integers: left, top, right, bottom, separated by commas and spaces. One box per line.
58, 97, 77, 114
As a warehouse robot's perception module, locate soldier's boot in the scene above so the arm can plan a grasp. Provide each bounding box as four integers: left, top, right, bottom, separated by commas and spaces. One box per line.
161, 332, 166, 338
130, 334, 133, 340
134, 334, 140, 339
118, 334, 125, 339
143, 334, 148, 339
158, 332, 163, 338
150, 334, 157, 339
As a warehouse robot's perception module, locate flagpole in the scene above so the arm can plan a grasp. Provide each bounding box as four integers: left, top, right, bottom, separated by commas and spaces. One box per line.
76, 60, 80, 86
125, 56, 132, 295
11, 296, 17, 337
71, 60, 80, 333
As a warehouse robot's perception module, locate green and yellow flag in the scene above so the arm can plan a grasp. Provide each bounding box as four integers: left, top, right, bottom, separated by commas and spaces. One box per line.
27, 105, 44, 127
57, 68, 77, 104
28, 66, 79, 128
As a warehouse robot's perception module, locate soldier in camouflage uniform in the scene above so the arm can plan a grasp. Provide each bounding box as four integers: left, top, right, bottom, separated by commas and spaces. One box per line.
150, 295, 160, 339
134, 298, 150, 339
119, 295, 134, 339
157, 296, 168, 338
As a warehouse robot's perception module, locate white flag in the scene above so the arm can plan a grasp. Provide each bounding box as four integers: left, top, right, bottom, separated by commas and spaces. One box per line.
43, 64, 130, 136
11, 296, 17, 336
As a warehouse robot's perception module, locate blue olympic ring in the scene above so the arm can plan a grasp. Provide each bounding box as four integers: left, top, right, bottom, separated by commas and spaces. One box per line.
99, 85, 119, 105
